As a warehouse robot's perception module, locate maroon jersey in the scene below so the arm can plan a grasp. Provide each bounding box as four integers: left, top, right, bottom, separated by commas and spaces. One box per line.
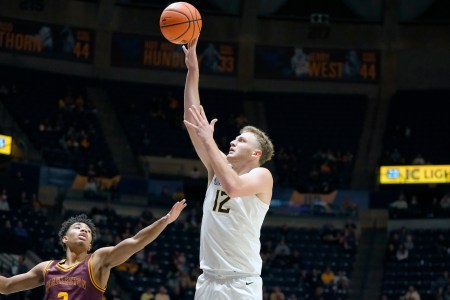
43, 254, 105, 300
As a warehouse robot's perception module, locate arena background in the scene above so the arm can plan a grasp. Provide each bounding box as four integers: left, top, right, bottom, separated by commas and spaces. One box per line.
0, 1, 449, 300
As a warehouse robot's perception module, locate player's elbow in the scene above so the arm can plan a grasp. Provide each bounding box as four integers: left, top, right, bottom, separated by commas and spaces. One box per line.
222, 185, 240, 198
0, 281, 12, 295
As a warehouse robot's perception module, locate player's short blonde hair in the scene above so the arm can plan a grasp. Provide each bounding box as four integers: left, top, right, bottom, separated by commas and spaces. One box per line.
241, 126, 274, 166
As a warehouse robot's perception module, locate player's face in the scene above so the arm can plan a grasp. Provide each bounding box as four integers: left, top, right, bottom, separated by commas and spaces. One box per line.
64, 222, 93, 250
227, 132, 260, 162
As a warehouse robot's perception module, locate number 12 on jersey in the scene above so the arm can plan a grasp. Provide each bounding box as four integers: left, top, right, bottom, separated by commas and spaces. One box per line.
213, 190, 230, 213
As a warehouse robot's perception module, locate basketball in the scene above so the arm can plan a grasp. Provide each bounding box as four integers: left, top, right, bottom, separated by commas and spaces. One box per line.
160, 2, 202, 45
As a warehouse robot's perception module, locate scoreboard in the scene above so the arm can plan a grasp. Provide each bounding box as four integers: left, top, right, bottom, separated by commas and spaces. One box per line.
0, 17, 95, 63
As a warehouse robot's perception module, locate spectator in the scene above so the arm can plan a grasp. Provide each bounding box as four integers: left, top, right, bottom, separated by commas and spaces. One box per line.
396, 244, 409, 261
321, 266, 335, 287
184, 207, 200, 231
31, 193, 43, 213
0, 220, 14, 250
115, 258, 139, 275
140, 287, 155, 300
19, 191, 31, 209
83, 177, 98, 198
270, 286, 286, 300
274, 237, 291, 256
434, 286, 444, 300
11, 255, 28, 276
10, 255, 30, 300
298, 269, 309, 290
154, 286, 170, 300
333, 270, 350, 293
412, 154, 426, 165
179, 270, 193, 290
311, 286, 325, 300
404, 234, 415, 251
390, 193, 408, 209
443, 285, 450, 300
433, 271, 450, 291
385, 243, 397, 262
308, 267, 322, 290
0, 190, 10, 211
440, 193, 450, 209
401, 285, 421, 300
13, 220, 30, 248
287, 293, 298, 300
389, 232, 401, 249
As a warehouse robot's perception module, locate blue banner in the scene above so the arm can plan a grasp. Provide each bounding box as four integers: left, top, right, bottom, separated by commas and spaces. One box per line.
111, 32, 238, 76
0, 17, 95, 63
255, 45, 380, 83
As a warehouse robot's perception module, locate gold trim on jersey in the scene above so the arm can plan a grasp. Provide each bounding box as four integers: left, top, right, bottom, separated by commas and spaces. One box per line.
55, 259, 83, 272
88, 255, 106, 292
42, 260, 53, 280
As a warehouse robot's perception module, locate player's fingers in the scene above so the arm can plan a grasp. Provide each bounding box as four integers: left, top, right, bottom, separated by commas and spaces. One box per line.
210, 119, 218, 128
182, 45, 188, 54
189, 106, 202, 124
199, 105, 207, 118
183, 120, 197, 129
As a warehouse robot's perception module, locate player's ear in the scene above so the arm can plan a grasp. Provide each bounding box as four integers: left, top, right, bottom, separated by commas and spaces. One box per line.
252, 149, 262, 157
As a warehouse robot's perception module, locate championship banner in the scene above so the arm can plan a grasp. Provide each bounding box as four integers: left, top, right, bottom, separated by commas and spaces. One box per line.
111, 32, 237, 76
254, 45, 380, 83
0, 17, 95, 63
380, 165, 450, 184
0, 134, 12, 155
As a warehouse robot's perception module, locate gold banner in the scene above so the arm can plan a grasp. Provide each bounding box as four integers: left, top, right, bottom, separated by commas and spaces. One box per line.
379, 165, 450, 184
0, 134, 12, 155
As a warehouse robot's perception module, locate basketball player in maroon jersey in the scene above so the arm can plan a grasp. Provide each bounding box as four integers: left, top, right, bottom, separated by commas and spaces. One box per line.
0, 199, 187, 299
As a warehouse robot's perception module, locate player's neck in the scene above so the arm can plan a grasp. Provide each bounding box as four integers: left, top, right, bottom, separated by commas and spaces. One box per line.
65, 250, 88, 265
231, 161, 258, 175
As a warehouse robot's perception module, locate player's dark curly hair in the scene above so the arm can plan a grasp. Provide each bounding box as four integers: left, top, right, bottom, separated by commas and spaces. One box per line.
58, 214, 96, 250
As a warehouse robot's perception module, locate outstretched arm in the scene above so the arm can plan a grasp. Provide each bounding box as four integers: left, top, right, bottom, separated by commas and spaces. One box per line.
183, 38, 218, 180
184, 106, 273, 201
0, 261, 47, 295
92, 200, 186, 276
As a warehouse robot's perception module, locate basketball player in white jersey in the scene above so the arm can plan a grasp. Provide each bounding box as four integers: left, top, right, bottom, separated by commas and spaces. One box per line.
182, 37, 275, 300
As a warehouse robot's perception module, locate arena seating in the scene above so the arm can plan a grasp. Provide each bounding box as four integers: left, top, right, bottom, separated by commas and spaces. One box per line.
381, 228, 450, 300
107, 82, 244, 158
0, 70, 118, 177
381, 90, 450, 166
0, 205, 358, 300
259, 92, 367, 191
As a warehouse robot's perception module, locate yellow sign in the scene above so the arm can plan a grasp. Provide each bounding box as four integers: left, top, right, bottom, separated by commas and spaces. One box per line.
379, 165, 450, 184
0, 134, 12, 155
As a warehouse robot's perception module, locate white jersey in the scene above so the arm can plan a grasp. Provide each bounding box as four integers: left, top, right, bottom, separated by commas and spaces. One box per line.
199, 175, 270, 276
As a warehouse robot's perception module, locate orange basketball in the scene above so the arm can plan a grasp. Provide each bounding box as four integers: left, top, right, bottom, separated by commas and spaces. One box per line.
160, 2, 202, 45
